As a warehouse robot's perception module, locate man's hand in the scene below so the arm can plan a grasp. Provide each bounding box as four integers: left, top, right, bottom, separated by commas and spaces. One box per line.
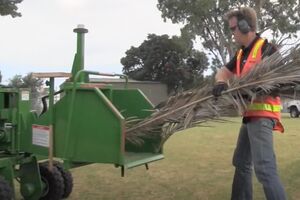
212, 82, 228, 97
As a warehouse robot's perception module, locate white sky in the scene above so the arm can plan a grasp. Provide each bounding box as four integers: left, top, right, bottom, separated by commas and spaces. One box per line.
0, 0, 182, 83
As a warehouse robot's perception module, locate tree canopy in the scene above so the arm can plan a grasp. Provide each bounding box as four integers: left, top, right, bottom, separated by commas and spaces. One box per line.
0, 0, 23, 17
157, 0, 300, 70
121, 34, 208, 93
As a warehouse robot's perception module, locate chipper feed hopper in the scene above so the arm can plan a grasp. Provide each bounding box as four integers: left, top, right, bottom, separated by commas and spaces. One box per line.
0, 25, 164, 200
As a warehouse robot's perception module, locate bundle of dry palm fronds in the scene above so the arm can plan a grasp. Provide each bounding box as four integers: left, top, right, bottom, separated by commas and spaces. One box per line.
125, 44, 300, 153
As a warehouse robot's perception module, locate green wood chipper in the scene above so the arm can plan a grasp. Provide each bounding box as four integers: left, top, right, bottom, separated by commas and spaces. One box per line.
0, 25, 164, 200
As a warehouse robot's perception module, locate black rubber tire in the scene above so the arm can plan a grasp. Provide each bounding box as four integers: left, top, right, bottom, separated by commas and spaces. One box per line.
39, 163, 64, 200
0, 176, 13, 200
290, 107, 299, 118
53, 162, 73, 198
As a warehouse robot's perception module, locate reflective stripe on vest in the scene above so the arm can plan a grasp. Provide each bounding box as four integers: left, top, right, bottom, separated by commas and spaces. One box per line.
236, 49, 243, 77
251, 38, 265, 59
247, 103, 282, 112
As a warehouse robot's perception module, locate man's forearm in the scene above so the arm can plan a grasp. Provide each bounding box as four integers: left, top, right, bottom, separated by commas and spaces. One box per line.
215, 67, 233, 83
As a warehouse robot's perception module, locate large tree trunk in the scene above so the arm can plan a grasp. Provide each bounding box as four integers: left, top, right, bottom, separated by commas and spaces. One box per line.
254, 0, 265, 22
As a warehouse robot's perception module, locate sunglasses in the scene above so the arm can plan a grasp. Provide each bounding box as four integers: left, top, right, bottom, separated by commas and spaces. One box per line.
229, 25, 238, 32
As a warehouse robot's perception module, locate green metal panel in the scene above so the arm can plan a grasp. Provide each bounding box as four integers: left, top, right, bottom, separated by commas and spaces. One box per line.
112, 89, 163, 153
112, 89, 154, 119
19, 156, 43, 200
0, 91, 16, 152
0, 89, 31, 153
123, 152, 164, 169
23, 87, 125, 165
19, 114, 50, 156
18, 87, 49, 155
61, 88, 124, 164
17, 89, 32, 153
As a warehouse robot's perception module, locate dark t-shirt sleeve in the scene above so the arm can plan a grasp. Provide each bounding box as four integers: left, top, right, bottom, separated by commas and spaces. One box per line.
261, 42, 278, 58
225, 54, 237, 72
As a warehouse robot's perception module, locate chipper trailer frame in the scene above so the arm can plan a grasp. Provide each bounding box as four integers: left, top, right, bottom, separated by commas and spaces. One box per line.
0, 25, 164, 200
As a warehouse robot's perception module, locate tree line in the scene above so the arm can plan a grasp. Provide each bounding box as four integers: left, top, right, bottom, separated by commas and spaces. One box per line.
1, 0, 300, 94
121, 0, 300, 93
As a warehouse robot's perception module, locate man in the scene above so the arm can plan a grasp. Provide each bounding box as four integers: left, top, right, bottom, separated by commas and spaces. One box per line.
212, 7, 286, 200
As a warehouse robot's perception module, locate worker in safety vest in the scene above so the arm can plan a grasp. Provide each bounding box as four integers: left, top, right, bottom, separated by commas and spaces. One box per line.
212, 7, 286, 200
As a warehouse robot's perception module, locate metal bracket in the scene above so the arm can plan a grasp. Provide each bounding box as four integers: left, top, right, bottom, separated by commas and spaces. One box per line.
121, 166, 125, 177
4, 123, 13, 129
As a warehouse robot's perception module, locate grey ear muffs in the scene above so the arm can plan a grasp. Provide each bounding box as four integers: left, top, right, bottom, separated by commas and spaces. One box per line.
238, 19, 251, 34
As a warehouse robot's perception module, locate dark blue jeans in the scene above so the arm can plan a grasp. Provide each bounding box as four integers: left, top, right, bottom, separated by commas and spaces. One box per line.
231, 118, 286, 200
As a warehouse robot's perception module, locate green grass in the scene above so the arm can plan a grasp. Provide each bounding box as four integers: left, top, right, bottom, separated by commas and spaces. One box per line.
17, 115, 300, 199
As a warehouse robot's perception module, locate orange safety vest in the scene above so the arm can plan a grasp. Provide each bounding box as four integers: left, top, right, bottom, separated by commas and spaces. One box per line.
235, 38, 284, 133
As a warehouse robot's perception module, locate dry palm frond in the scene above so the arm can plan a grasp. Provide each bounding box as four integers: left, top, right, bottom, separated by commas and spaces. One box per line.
125, 44, 300, 153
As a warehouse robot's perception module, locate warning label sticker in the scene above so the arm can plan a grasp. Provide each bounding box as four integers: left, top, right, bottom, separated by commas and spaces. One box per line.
21, 91, 30, 101
32, 125, 50, 147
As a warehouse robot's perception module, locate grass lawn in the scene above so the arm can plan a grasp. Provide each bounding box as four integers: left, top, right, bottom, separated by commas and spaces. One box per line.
16, 115, 300, 199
